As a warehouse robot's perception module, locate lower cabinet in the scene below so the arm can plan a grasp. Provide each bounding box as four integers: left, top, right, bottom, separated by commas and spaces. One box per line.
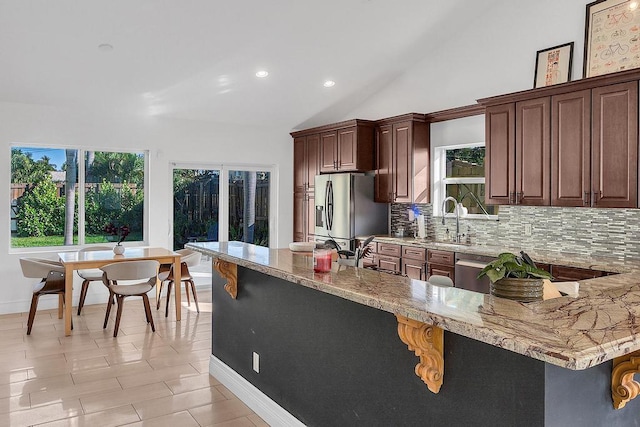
427, 249, 455, 282
402, 246, 427, 280
374, 242, 402, 274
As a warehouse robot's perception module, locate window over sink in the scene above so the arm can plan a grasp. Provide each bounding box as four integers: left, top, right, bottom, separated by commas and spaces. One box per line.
433, 143, 498, 219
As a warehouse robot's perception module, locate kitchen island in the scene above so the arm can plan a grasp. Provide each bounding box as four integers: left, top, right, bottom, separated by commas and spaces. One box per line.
188, 241, 640, 426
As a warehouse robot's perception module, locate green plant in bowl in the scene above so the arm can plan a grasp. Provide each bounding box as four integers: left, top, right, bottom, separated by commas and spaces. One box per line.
478, 252, 553, 302
478, 252, 552, 282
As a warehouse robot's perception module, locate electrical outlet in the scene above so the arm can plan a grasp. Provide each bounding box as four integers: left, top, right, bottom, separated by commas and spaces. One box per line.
253, 352, 260, 373
524, 223, 532, 236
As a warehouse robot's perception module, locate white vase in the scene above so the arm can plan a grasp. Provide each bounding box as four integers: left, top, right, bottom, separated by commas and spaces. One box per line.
113, 244, 125, 255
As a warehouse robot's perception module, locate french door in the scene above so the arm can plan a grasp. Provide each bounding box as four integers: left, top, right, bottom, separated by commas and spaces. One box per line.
171, 164, 275, 250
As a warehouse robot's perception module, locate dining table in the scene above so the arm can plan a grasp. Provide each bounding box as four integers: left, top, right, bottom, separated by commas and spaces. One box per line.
58, 247, 181, 336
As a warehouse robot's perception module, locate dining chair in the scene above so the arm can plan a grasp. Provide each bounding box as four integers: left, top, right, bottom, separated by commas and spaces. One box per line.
157, 248, 202, 317
19, 257, 70, 335
76, 246, 111, 315
427, 274, 454, 287
100, 260, 159, 337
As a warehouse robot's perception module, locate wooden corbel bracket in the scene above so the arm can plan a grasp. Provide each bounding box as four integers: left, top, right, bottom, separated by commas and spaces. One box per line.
612, 350, 640, 409
213, 258, 238, 299
396, 314, 444, 393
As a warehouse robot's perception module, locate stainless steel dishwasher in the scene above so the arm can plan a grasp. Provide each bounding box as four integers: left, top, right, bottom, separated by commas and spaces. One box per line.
454, 253, 495, 294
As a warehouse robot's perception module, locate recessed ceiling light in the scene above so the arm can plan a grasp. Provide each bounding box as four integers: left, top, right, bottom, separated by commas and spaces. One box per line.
631, 1, 638, 9
98, 43, 114, 52
256, 70, 269, 78
323, 80, 336, 88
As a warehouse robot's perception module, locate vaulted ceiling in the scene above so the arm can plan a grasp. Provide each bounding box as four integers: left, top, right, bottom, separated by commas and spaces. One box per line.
0, 0, 500, 130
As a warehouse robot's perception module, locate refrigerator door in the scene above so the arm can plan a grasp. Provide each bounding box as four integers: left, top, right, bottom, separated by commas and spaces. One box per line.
315, 173, 353, 240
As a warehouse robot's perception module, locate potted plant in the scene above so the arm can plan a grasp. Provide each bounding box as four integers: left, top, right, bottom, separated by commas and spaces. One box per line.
477, 252, 552, 302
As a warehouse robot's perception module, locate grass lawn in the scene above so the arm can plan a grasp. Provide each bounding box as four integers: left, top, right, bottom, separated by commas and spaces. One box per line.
11, 233, 143, 248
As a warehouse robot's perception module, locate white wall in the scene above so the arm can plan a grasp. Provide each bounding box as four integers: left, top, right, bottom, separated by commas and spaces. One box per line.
1, 101, 292, 313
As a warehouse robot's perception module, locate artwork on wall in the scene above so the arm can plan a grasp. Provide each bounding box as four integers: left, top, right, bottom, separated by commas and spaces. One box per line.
584, 0, 640, 78
534, 42, 574, 88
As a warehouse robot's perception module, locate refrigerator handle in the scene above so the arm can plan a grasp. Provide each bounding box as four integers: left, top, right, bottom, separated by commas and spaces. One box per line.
325, 180, 333, 231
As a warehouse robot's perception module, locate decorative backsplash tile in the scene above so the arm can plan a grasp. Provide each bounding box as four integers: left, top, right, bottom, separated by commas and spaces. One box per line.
391, 203, 640, 262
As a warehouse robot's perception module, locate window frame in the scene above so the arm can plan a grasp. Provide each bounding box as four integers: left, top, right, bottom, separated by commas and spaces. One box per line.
433, 142, 498, 221
9, 143, 149, 253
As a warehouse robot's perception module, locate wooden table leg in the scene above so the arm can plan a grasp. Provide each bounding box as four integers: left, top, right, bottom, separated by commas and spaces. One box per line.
64, 264, 73, 336
173, 255, 181, 321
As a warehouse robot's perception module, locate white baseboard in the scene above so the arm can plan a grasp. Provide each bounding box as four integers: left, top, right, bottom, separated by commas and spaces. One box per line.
209, 355, 305, 427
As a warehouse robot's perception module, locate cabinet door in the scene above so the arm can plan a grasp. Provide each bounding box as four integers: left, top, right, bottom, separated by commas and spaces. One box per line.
377, 254, 401, 273
293, 137, 306, 193
515, 98, 550, 206
375, 125, 393, 203
591, 81, 638, 208
551, 265, 604, 281
485, 104, 516, 205
306, 134, 320, 193
393, 121, 412, 202
403, 259, 425, 280
320, 131, 337, 172
305, 193, 315, 240
293, 192, 305, 242
551, 90, 591, 207
337, 127, 358, 171
428, 265, 455, 281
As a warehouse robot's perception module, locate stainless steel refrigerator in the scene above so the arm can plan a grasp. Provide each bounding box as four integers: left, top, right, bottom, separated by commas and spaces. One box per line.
314, 173, 388, 251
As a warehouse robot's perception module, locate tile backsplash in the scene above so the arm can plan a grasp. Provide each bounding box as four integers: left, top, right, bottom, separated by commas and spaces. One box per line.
391, 203, 640, 262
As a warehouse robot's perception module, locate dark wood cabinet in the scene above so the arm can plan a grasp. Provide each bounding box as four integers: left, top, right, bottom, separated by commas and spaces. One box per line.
402, 246, 427, 280
482, 73, 640, 209
294, 134, 320, 193
551, 90, 591, 207
319, 122, 375, 173
485, 98, 550, 206
485, 104, 515, 205
293, 191, 305, 242
551, 265, 605, 281
591, 81, 638, 208
516, 97, 550, 206
426, 249, 455, 282
375, 114, 430, 203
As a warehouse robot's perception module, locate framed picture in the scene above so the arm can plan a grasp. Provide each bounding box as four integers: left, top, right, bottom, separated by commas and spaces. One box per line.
534, 42, 574, 88
584, 0, 640, 78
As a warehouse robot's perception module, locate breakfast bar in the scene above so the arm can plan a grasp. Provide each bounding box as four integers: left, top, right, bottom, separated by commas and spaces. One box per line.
188, 241, 640, 426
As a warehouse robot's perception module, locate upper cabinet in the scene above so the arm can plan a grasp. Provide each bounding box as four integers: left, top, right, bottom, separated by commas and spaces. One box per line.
293, 134, 320, 193
374, 114, 430, 203
317, 121, 375, 173
480, 69, 640, 208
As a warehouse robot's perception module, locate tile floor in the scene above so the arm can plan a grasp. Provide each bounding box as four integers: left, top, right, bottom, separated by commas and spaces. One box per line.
0, 288, 269, 426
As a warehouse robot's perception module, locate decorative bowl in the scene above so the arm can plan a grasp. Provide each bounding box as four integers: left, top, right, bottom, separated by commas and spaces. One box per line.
490, 277, 544, 302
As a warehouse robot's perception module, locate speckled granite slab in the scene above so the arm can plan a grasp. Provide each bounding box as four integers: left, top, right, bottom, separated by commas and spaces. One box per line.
187, 241, 640, 370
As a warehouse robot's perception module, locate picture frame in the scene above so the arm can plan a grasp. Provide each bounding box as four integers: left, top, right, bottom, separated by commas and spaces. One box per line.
584, 0, 640, 78
534, 42, 574, 88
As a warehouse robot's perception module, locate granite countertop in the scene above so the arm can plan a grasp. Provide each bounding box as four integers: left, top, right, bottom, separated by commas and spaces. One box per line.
187, 241, 640, 370
366, 235, 634, 273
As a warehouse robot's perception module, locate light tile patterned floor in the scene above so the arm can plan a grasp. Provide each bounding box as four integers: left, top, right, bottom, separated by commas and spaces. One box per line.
0, 288, 269, 426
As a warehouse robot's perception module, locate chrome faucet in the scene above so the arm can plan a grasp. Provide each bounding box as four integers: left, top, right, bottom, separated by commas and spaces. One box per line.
441, 196, 461, 243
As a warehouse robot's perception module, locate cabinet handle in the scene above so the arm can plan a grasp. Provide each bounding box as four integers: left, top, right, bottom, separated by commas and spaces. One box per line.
593, 191, 602, 205
583, 191, 590, 206
516, 192, 523, 205
509, 192, 515, 204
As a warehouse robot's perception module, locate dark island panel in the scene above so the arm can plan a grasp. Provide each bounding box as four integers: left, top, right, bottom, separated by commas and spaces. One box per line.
211, 266, 640, 426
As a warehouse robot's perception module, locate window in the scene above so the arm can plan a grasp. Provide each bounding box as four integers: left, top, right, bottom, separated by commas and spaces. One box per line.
10, 146, 147, 249
433, 143, 497, 219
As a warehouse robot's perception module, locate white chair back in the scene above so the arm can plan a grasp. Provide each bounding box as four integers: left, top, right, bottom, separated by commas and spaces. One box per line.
428, 275, 454, 287
101, 260, 159, 282
20, 258, 64, 279
79, 246, 111, 253
177, 249, 202, 268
